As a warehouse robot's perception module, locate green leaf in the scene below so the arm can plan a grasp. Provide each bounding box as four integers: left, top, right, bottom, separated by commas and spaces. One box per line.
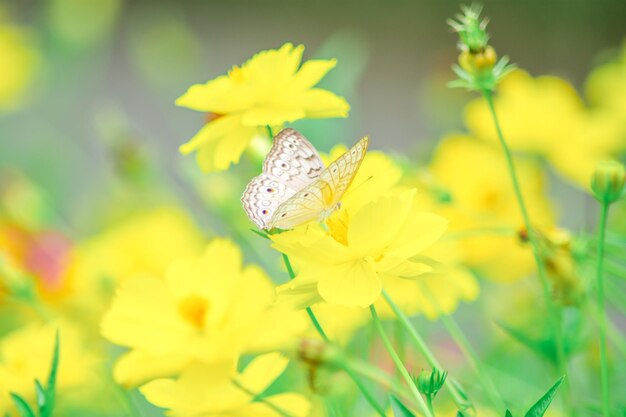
41, 330, 60, 417
496, 321, 557, 363
524, 376, 565, 417
9, 394, 36, 417
390, 395, 416, 417
34, 380, 46, 412
505, 410, 514, 417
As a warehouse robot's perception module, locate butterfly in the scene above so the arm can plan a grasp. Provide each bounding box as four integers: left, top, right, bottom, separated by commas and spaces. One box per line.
242, 128, 369, 230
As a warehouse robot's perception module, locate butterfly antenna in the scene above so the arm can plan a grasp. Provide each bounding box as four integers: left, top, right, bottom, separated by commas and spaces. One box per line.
344, 175, 374, 199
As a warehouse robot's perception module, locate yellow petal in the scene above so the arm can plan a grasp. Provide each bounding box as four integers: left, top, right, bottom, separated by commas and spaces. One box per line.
240, 106, 305, 126
389, 211, 448, 258
175, 75, 252, 114
179, 114, 242, 155
100, 276, 192, 355
194, 123, 258, 172
113, 350, 190, 388
318, 260, 381, 307
235, 353, 289, 394
297, 88, 350, 118
238, 393, 311, 417
289, 58, 337, 92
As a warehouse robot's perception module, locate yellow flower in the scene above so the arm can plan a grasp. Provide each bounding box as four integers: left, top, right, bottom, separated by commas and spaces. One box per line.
428, 134, 555, 282
273, 188, 447, 308
177, 43, 349, 172
464, 70, 625, 187
0, 322, 99, 415
0, 23, 38, 111
586, 41, 626, 119
274, 146, 477, 316
140, 353, 310, 417
101, 238, 307, 387
74, 206, 204, 286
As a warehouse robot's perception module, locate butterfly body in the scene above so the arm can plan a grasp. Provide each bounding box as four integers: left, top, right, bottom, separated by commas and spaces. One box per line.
242, 128, 368, 230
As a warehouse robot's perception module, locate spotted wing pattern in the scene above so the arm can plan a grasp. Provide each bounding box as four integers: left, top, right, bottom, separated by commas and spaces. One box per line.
268, 137, 369, 230
241, 128, 325, 229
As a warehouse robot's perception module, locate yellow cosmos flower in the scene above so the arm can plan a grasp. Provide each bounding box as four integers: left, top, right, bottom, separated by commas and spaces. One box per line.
273, 188, 447, 308
274, 146, 478, 316
0, 23, 38, 111
177, 42, 349, 172
0, 322, 99, 415
428, 134, 555, 282
464, 70, 625, 187
101, 238, 306, 387
141, 353, 310, 417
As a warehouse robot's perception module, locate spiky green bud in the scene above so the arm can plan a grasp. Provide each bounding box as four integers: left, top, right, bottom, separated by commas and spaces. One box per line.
416, 368, 448, 397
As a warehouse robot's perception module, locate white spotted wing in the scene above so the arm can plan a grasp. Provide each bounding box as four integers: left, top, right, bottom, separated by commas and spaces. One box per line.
242, 128, 369, 230
241, 128, 324, 229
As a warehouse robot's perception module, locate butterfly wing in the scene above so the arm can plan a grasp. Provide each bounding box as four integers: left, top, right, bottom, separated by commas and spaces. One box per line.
242, 128, 325, 229
268, 137, 369, 230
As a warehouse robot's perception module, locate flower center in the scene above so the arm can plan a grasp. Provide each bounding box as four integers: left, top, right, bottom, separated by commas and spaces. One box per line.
178, 296, 209, 329
325, 209, 350, 246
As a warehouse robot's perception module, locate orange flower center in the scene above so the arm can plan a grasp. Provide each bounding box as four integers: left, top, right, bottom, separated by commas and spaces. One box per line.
178, 296, 209, 329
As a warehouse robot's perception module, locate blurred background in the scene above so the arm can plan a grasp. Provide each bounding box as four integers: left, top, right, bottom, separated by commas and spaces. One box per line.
2, 0, 626, 231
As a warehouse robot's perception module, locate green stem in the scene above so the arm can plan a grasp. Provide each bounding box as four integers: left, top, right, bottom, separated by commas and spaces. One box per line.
349, 357, 415, 406
282, 254, 329, 341
426, 396, 436, 417
482, 90, 570, 408
370, 305, 434, 417
439, 313, 506, 411
382, 290, 473, 413
595, 201, 611, 417
280, 254, 386, 417
234, 380, 296, 417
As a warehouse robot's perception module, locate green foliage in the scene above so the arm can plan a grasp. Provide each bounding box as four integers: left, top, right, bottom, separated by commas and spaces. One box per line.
503, 377, 565, 417
524, 376, 565, 417
390, 395, 416, 417
9, 331, 60, 417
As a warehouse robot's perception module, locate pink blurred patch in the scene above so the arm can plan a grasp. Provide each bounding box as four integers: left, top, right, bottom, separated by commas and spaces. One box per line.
24, 231, 73, 292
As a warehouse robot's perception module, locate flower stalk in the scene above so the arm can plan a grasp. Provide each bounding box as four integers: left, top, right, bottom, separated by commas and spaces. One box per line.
382, 290, 474, 415
281, 254, 386, 417
370, 305, 434, 417
590, 160, 625, 417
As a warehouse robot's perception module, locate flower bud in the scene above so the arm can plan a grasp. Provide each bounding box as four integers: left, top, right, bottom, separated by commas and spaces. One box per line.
590, 160, 626, 204
416, 368, 447, 397
458, 46, 497, 73
298, 338, 342, 368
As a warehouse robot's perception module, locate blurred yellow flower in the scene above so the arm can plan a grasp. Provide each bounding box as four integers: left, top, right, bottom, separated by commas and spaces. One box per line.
0, 23, 38, 111
586, 41, 626, 119
465, 70, 625, 187
428, 134, 555, 282
177, 42, 349, 172
273, 188, 447, 308
101, 238, 306, 387
0, 322, 99, 415
74, 206, 204, 286
141, 353, 310, 417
